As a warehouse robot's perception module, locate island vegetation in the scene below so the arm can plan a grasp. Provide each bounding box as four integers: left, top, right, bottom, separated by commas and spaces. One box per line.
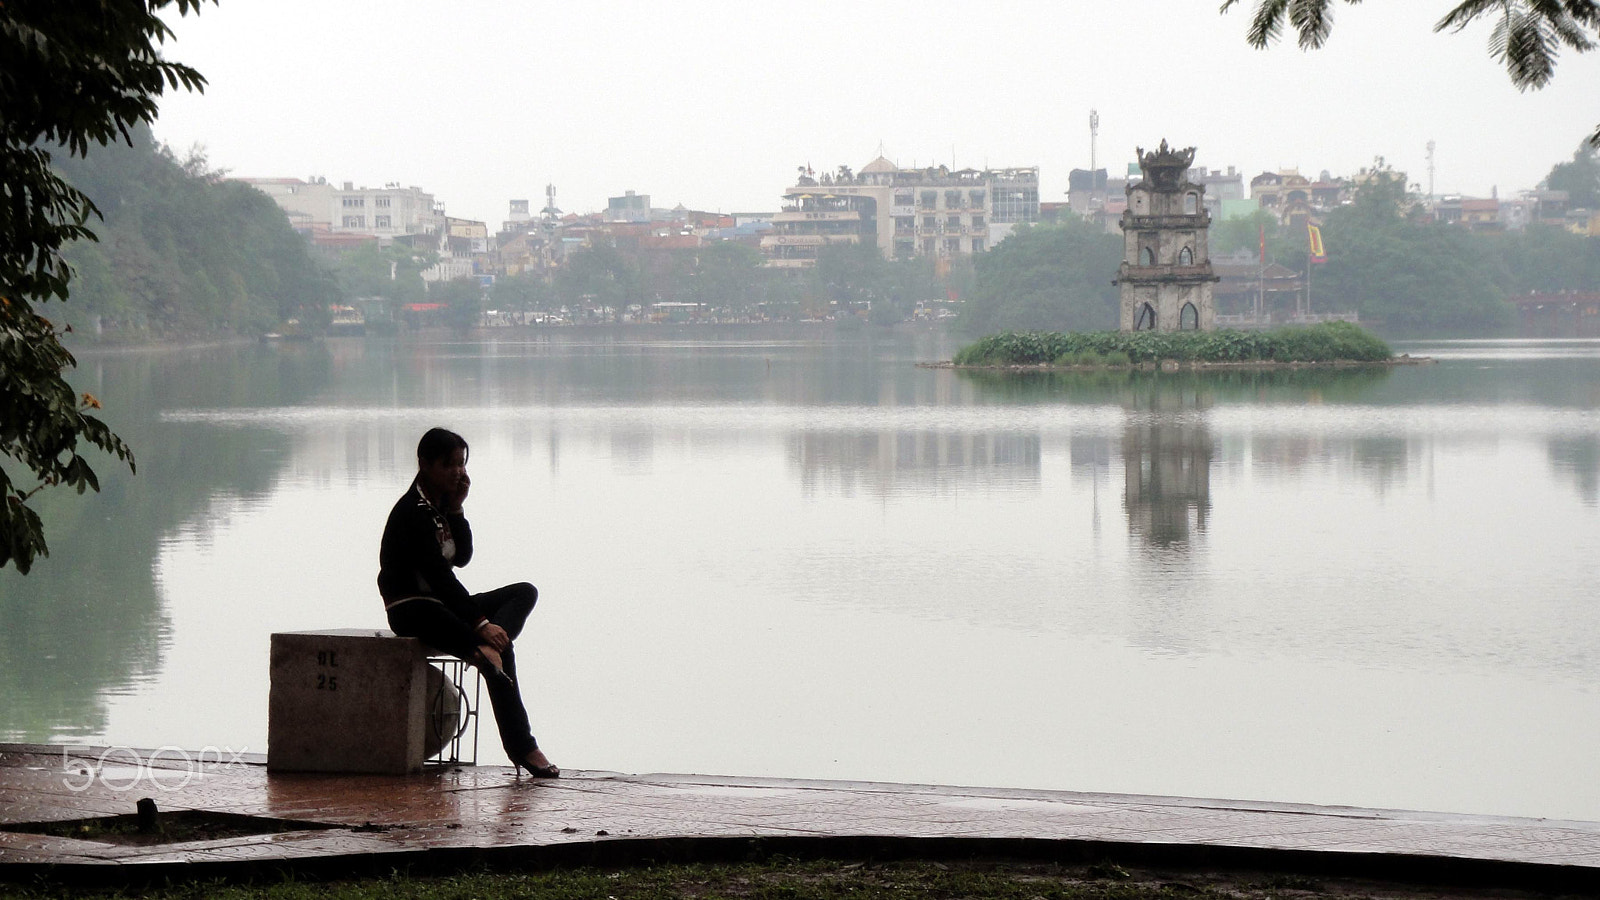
951, 321, 1393, 368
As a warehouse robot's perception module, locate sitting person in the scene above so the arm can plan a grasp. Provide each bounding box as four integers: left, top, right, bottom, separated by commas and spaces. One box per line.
377, 427, 558, 778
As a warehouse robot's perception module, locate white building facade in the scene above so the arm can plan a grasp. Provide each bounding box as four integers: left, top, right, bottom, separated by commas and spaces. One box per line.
331, 182, 443, 238
763, 156, 1039, 268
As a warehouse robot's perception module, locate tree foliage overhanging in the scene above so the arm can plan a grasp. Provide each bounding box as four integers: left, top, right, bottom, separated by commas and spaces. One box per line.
1, 0, 213, 573
1221, 0, 1600, 146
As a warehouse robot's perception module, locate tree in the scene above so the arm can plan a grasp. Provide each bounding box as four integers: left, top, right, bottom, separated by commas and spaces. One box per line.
1545, 141, 1600, 208
812, 243, 890, 318
490, 271, 554, 322
1208, 208, 1308, 266
1313, 169, 1515, 332
555, 241, 639, 320
1485, 223, 1600, 291
958, 221, 1122, 334
49, 129, 337, 336
691, 241, 764, 309
1222, 0, 1600, 145
2, 1, 212, 573
434, 277, 484, 331
329, 241, 432, 326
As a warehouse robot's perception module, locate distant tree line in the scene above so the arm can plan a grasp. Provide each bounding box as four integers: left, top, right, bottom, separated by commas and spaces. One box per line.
1210, 155, 1600, 333
957, 147, 1600, 337
52, 123, 335, 337
50, 133, 1600, 340
479, 239, 960, 326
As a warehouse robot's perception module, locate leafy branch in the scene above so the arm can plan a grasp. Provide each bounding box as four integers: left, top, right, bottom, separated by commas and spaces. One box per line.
1, 0, 213, 573
1220, 0, 1600, 145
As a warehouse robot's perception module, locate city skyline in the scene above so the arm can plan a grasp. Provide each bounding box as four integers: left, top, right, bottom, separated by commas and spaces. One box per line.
153, 1, 1598, 227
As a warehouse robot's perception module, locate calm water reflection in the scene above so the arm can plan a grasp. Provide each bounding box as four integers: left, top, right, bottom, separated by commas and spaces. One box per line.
2, 331, 1596, 821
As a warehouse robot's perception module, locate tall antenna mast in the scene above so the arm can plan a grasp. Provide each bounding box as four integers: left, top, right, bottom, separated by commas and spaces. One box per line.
1089, 109, 1100, 178
1425, 140, 1436, 202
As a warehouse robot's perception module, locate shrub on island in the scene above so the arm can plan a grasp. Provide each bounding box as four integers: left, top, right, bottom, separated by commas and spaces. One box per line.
952, 322, 1391, 367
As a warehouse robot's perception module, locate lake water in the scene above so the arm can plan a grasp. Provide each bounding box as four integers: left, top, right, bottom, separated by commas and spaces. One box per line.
3, 330, 1597, 821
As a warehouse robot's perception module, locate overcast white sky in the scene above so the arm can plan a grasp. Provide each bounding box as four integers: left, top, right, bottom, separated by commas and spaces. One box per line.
153, 1, 1599, 227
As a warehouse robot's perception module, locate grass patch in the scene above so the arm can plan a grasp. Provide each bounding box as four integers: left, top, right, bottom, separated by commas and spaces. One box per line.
0, 858, 1492, 900
952, 323, 1391, 367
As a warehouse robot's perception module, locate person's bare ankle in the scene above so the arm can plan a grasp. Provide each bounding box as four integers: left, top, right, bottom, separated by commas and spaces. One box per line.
476, 644, 503, 671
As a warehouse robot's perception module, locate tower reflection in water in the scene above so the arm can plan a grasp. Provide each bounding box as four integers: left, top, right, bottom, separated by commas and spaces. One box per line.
1119, 380, 1213, 549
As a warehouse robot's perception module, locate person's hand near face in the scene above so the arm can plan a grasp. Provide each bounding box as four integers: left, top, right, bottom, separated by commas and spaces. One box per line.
422, 448, 469, 511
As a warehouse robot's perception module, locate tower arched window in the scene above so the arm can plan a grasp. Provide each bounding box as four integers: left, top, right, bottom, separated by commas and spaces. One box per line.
1184, 192, 1198, 214
1179, 302, 1199, 331
1178, 246, 1193, 266
1139, 246, 1155, 266
1135, 303, 1157, 331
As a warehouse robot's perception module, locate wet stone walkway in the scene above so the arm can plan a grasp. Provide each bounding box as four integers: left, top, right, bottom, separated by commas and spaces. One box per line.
2, 744, 1598, 888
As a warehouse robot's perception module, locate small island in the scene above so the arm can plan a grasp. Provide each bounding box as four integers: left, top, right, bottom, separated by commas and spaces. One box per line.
934, 320, 1430, 370
936, 142, 1430, 372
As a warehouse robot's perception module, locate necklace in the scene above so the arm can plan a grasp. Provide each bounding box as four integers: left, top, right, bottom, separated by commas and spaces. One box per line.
415, 483, 457, 562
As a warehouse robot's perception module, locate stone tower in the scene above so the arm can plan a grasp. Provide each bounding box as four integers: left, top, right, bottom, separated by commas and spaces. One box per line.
1115, 140, 1218, 332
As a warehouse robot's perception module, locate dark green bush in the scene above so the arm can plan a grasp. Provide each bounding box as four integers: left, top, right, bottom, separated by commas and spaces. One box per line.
953, 322, 1390, 366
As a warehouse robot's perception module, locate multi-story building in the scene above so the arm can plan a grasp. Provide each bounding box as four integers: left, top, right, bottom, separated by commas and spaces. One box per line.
238, 177, 336, 230
420, 216, 490, 283
606, 191, 654, 223
503, 199, 532, 234
1527, 189, 1570, 224
240, 177, 446, 251
762, 156, 1039, 268
1187, 166, 1244, 221
1434, 194, 1464, 225
1460, 198, 1502, 231
1189, 166, 1244, 202
332, 182, 442, 238
1067, 168, 1109, 216
1251, 169, 1315, 225
446, 217, 489, 254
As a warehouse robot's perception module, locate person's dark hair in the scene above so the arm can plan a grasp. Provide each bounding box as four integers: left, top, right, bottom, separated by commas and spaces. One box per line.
417, 427, 468, 465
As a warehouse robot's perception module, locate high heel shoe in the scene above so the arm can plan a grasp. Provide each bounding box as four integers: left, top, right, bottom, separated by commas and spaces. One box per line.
515, 750, 560, 779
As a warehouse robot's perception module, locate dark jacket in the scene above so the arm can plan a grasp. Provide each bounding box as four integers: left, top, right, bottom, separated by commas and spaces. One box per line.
377, 480, 484, 627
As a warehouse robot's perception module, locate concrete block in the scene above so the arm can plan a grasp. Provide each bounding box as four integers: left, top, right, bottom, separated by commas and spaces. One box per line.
268, 629, 430, 774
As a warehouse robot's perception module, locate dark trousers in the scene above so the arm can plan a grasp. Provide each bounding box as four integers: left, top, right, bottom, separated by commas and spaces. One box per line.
386, 582, 541, 758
